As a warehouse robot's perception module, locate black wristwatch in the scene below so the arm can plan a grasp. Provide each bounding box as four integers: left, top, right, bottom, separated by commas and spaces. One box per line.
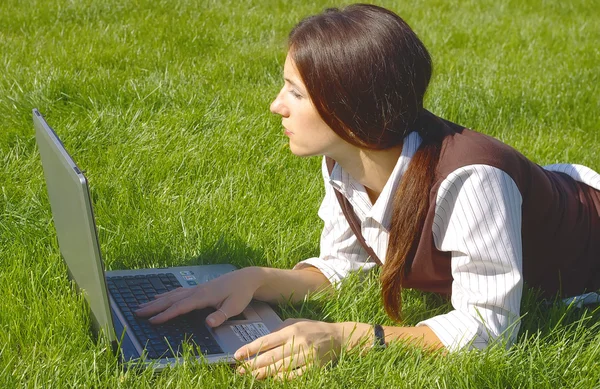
373, 324, 386, 349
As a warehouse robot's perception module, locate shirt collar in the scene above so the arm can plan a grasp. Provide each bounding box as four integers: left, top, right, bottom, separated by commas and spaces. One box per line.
327, 131, 423, 229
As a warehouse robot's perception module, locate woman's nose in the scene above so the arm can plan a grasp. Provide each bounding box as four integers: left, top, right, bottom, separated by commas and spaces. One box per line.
270, 91, 289, 117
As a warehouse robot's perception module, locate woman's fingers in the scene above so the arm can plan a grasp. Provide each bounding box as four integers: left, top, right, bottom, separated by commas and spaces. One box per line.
134, 287, 193, 317
205, 295, 252, 327
274, 365, 308, 381
234, 330, 283, 360
136, 289, 180, 308
128, 269, 260, 326
205, 305, 230, 328
146, 294, 209, 324
234, 319, 307, 360
237, 346, 312, 380
251, 353, 307, 379
152, 287, 185, 299
135, 286, 215, 324
248, 340, 308, 370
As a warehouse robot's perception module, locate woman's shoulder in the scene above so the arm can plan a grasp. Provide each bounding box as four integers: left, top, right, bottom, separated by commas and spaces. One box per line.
437, 125, 534, 181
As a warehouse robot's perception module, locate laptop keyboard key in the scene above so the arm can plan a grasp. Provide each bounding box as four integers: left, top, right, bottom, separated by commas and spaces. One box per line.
148, 277, 165, 290
112, 279, 128, 289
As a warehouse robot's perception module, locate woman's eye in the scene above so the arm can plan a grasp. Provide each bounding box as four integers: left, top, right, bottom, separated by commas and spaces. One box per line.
289, 89, 302, 99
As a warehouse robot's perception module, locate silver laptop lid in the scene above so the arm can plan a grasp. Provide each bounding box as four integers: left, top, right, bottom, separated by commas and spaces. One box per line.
33, 109, 116, 342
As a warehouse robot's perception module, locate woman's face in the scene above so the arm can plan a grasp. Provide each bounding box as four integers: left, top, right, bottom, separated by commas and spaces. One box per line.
270, 54, 346, 157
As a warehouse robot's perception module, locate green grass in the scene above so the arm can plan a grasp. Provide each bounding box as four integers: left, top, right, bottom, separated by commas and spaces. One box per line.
1, 0, 599, 387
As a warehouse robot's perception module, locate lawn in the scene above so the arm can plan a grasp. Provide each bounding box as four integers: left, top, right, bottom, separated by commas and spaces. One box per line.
1, 0, 599, 387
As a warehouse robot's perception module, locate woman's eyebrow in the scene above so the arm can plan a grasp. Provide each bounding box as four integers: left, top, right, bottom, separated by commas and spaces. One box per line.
284, 77, 302, 90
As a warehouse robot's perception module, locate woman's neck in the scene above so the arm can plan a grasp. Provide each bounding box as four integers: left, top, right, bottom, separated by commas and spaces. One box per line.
330, 143, 403, 204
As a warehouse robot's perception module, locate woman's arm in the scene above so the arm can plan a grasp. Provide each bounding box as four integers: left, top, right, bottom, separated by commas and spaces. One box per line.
235, 319, 443, 380
292, 156, 378, 284
135, 265, 331, 327
254, 266, 332, 304
421, 164, 524, 350
337, 321, 444, 351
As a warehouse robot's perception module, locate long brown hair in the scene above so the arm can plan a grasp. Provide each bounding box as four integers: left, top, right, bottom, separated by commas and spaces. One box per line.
289, 4, 444, 321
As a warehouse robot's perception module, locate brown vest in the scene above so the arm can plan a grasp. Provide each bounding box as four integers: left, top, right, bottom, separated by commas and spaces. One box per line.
327, 114, 600, 299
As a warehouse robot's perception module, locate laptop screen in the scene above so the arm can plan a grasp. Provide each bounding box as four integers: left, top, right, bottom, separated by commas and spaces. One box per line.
33, 109, 116, 342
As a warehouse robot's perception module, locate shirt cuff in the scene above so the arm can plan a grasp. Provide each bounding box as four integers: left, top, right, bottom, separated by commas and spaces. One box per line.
417, 310, 490, 351
293, 257, 346, 287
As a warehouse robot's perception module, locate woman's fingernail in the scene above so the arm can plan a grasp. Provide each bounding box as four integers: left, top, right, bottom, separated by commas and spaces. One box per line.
207, 317, 216, 326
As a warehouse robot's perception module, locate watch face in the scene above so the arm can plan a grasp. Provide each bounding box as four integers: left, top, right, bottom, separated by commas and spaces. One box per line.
373, 324, 386, 348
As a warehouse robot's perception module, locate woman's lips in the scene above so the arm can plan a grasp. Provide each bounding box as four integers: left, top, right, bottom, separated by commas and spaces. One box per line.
284, 128, 292, 136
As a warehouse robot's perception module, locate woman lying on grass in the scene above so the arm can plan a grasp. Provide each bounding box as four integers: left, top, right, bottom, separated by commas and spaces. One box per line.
136, 3, 600, 379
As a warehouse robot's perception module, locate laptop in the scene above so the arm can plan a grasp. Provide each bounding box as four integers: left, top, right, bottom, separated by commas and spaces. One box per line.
33, 109, 282, 369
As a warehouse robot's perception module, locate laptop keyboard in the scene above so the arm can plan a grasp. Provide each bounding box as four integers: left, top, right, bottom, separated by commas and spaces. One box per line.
106, 273, 223, 359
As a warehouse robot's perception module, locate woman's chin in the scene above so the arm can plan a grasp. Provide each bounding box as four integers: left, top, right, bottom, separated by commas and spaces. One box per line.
288, 143, 306, 157
289, 145, 318, 158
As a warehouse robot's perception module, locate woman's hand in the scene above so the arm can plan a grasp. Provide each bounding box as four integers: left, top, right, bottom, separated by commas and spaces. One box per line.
135, 267, 265, 327
234, 319, 372, 380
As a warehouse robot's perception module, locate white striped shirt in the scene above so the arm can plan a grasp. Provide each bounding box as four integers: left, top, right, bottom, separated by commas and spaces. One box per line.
295, 131, 600, 351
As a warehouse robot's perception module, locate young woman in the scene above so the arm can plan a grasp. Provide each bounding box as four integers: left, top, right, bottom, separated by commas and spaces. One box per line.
136, 4, 600, 379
